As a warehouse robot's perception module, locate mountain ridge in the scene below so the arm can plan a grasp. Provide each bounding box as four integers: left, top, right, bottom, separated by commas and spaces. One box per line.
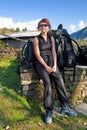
70, 26, 87, 40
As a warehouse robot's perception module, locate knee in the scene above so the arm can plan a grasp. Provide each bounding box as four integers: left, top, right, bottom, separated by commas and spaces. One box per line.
44, 79, 51, 87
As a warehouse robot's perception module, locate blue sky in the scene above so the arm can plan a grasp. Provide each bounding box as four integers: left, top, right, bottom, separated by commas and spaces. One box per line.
0, 0, 87, 34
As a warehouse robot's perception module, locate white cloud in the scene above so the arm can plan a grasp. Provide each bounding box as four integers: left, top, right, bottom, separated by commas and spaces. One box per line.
0, 17, 87, 33
70, 24, 76, 32
0, 17, 13, 28
77, 20, 86, 29
70, 20, 87, 33
0, 17, 41, 31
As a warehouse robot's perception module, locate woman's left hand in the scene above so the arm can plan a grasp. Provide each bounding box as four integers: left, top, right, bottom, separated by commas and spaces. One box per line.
52, 64, 56, 72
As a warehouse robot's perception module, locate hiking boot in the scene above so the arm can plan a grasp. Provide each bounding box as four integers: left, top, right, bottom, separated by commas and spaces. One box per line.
45, 110, 52, 124
60, 107, 77, 117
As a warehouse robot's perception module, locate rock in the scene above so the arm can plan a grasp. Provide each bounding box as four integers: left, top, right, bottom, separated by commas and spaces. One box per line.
75, 103, 87, 116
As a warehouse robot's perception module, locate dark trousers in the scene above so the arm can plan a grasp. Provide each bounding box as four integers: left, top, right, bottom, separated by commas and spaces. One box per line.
36, 63, 70, 111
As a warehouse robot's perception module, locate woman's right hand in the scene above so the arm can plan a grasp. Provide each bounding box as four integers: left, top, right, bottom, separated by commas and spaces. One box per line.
46, 66, 53, 73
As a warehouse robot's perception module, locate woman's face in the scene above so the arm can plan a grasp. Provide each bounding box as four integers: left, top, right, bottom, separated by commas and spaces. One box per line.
38, 22, 49, 33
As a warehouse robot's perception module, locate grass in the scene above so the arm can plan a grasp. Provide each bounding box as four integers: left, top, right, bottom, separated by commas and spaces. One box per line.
0, 55, 87, 130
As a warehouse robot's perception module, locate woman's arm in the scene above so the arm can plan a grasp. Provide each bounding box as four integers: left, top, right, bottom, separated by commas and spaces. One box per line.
33, 37, 53, 73
51, 36, 57, 72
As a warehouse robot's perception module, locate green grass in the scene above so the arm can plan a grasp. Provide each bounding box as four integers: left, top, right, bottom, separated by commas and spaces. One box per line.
0, 55, 87, 130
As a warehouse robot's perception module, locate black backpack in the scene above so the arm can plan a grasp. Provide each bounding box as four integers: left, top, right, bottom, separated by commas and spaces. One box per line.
53, 29, 81, 82
19, 38, 41, 79
53, 29, 79, 70
21, 39, 36, 69
77, 46, 87, 65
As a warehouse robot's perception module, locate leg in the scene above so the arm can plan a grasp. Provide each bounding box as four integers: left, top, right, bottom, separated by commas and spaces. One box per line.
51, 67, 70, 108
36, 64, 53, 123
51, 67, 77, 116
36, 63, 54, 110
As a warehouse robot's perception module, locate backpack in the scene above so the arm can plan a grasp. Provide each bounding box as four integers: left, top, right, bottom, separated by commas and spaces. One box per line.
77, 46, 87, 65
21, 39, 36, 69
19, 37, 41, 80
53, 29, 79, 70
53, 29, 81, 82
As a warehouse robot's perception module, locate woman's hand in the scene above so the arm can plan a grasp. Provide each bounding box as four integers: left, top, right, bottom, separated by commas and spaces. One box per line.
46, 64, 57, 73
52, 64, 56, 72
45, 66, 53, 73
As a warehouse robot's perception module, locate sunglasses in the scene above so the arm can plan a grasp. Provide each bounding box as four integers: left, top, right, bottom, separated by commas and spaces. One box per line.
39, 24, 48, 27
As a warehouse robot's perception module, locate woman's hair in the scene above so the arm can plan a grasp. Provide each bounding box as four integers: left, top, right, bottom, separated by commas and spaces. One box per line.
37, 18, 51, 29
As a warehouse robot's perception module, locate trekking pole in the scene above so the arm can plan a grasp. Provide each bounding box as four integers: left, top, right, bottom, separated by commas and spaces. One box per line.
71, 38, 81, 50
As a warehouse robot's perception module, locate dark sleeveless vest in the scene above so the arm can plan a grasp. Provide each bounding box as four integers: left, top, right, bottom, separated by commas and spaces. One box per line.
37, 34, 54, 67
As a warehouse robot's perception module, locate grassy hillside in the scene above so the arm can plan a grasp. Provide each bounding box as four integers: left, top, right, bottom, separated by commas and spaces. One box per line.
0, 42, 87, 130
78, 39, 87, 46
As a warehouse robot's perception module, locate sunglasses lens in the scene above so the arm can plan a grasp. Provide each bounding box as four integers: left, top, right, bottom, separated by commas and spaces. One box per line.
40, 24, 48, 27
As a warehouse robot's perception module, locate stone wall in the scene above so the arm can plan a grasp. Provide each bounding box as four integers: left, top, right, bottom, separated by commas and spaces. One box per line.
72, 66, 87, 105
20, 64, 87, 104
20, 65, 44, 100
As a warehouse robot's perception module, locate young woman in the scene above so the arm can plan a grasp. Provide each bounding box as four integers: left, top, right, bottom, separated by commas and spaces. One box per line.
33, 18, 77, 124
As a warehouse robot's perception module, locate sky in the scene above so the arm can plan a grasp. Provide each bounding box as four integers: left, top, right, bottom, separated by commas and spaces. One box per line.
0, 0, 87, 34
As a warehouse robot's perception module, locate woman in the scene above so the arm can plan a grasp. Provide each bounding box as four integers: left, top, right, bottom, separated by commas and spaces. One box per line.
33, 18, 77, 124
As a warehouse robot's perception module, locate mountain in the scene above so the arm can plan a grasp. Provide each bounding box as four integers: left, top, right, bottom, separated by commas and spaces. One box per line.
70, 26, 87, 40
